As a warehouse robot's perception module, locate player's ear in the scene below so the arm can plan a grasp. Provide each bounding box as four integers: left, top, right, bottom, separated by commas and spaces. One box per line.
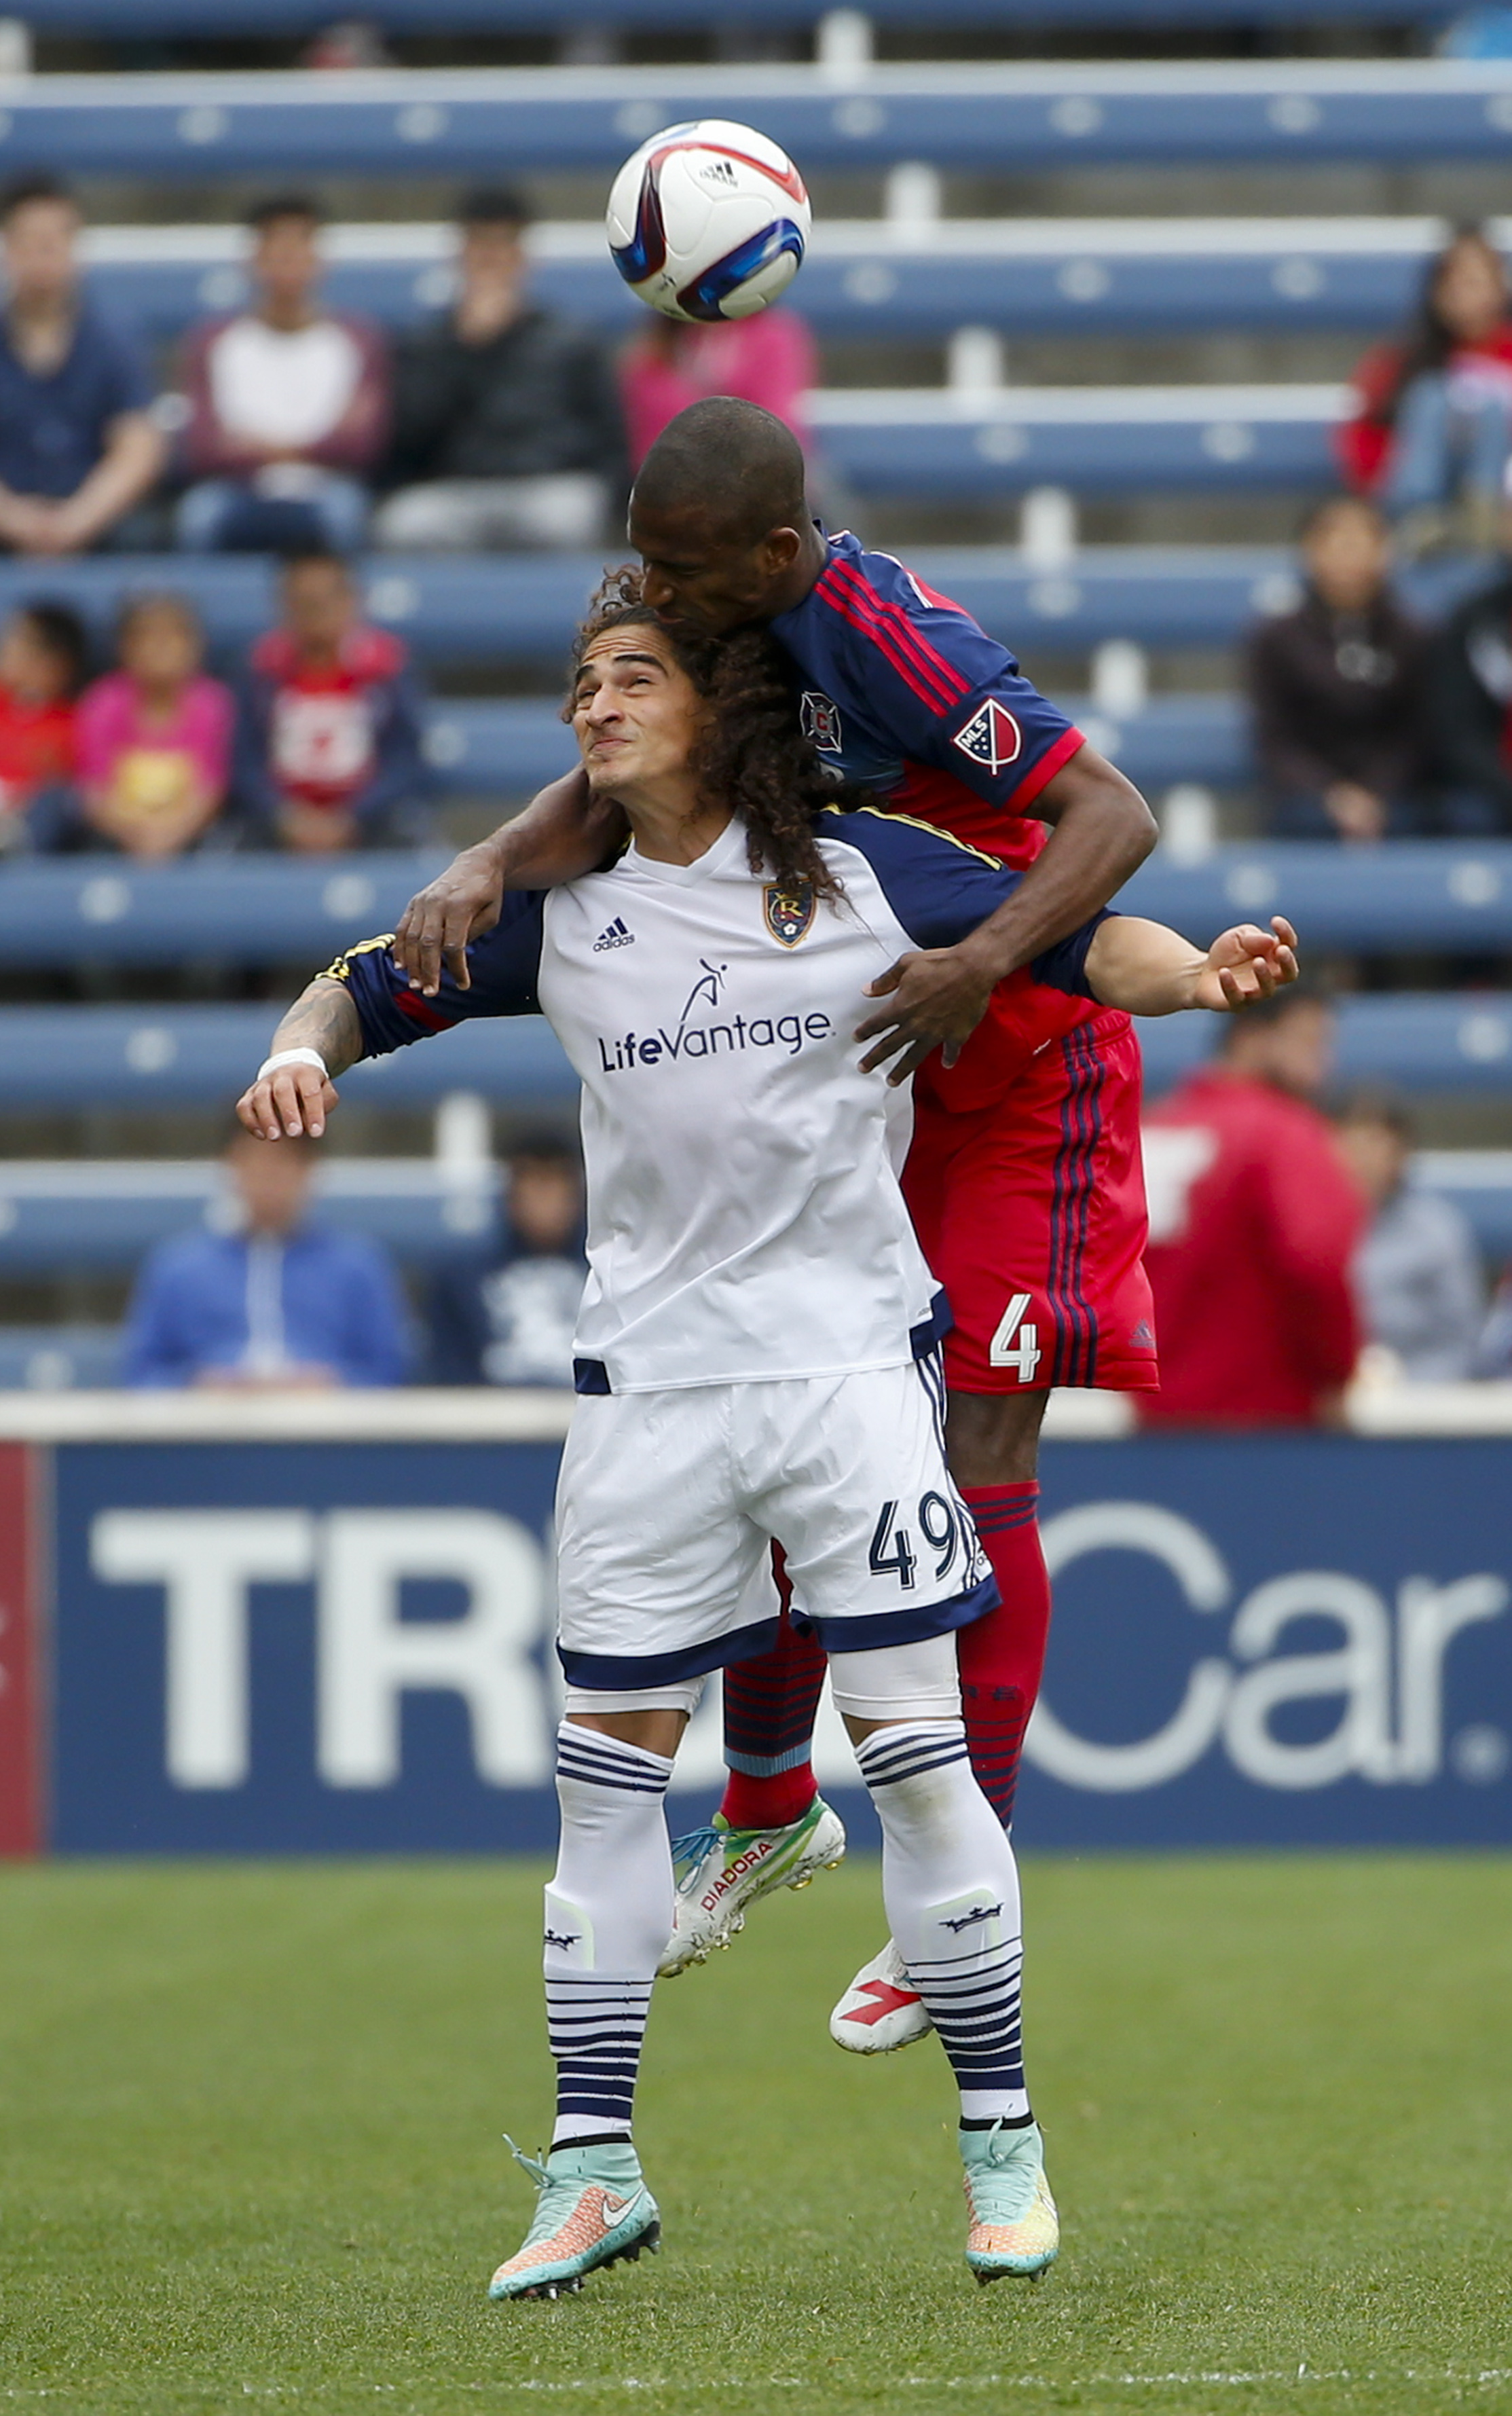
762, 525, 804, 572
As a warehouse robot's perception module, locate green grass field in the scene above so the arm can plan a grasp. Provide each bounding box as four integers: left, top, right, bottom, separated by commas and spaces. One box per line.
1, 1855, 1510, 2416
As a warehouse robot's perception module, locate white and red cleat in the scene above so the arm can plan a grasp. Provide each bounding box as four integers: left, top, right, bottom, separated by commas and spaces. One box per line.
828, 1937, 934, 2053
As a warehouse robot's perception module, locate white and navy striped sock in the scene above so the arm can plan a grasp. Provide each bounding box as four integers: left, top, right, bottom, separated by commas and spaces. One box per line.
545, 1721, 674, 2150
855, 1717, 1031, 2127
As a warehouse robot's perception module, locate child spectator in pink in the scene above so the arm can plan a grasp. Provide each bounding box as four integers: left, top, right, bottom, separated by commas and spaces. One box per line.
0, 602, 85, 847
619, 310, 816, 471
71, 593, 235, 856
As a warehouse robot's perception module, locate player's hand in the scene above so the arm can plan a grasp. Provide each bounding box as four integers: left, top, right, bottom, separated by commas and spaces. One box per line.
236, 1060, 339, 1142
1194, 915, 1299, 1012
855, 939, 997, 1084
392, 843, 506, 997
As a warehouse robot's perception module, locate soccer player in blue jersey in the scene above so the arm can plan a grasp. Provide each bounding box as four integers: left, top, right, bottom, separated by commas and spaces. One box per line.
392, 398, 1170, 2040
245, 582, 1295, 2299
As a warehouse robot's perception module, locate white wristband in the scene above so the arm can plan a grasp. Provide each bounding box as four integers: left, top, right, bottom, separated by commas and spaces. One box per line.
257, 1047, 328, 1082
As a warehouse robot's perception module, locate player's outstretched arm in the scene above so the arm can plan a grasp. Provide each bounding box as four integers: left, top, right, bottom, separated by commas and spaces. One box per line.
1084, 914, 1299, 1016
857, 746, 1157, 1080
392, 768, 625, 999
236, 980, 363, 1142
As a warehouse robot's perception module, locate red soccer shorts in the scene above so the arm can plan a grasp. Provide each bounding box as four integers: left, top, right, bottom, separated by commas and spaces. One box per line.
903, 1010, 1159, 1395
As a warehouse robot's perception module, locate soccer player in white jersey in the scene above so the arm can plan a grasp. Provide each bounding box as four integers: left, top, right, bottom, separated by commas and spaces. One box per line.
238, 577, 1296, 2303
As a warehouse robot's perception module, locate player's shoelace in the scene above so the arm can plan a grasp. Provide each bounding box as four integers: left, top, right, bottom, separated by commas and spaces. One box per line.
669, 1824, 724, 1885
504, 2136, 603, 2250
970, 2121, 1037, 2216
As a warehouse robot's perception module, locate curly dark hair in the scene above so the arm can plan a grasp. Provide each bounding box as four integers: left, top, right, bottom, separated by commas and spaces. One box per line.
565, 566, 855, 900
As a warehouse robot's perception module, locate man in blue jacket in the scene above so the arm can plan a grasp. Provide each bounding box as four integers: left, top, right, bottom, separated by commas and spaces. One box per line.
124, 1124, 409, 1388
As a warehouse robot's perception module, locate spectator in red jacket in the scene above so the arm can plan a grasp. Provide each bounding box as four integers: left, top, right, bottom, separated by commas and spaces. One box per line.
231, 551, 433, 852
1141, 989, 1366, 1427
1338, 224, 1512, 551
177, 193, 388, 556
0, 600, 85, 847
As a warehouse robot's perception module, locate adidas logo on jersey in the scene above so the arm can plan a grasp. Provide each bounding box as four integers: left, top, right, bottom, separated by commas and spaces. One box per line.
952, 697, 1023, 776
593, 917, 636, 952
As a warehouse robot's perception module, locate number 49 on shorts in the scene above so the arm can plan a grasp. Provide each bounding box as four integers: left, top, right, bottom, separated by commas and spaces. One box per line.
989, 1292, 1043, 1383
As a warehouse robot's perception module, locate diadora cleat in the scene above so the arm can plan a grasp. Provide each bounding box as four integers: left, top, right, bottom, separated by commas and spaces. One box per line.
829, 1937, 933, 2053
960, 2120, 1059, 2284
659, 1797, 845, 1978
488, 2138, 661, 2303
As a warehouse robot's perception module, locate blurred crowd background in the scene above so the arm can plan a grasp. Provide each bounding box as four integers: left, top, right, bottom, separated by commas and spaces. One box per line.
5, 3, 1512, 1405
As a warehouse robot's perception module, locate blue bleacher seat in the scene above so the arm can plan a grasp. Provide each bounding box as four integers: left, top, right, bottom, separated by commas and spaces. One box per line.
0, 549, 1483, 667
1, 65, 1511, 179
14, 0, 1472, 25
2, 994, 1511, 1108
80, 219, 1486, 345
5, 846, 1512, 968
0, 1160, 499, 1268
0, 1325, 123, 1389
810, 386, 1342, 496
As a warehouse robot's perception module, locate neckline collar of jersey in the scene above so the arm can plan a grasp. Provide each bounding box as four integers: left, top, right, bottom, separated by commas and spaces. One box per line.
623, 811, 747, 885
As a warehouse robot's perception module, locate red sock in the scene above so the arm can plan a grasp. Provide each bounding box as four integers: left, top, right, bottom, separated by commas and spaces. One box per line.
718, 1555, 826, 1831
958, 1482, 1052, 1829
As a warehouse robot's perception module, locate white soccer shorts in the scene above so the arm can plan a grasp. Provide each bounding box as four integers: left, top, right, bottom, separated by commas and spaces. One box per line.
554, 1353, 995, 1691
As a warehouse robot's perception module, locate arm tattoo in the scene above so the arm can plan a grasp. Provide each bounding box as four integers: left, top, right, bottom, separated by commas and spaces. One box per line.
270, 980, 364, 1078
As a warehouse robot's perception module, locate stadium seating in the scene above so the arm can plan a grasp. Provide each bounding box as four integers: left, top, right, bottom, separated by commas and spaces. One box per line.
0, 1143, 1505, 1278
3, 63, 1511, 179
80, 218, 1501, 344
15, 0, 1471, 27
0, 1325, 122, 1389
3, 993, 1511, 1110
1, 550, 1484, 666
0, 1158, 499, 1270
9, 845, 1512, 967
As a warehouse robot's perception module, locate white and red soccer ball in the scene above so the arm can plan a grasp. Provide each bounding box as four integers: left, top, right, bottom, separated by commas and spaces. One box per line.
606, 118, 811, 323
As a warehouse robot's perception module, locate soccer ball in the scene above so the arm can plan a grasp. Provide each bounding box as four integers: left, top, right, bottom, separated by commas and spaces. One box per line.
606, 119, 811, 324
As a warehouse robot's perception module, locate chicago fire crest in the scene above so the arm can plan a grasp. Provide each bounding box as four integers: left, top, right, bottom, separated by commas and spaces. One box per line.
763, 879, 816, 948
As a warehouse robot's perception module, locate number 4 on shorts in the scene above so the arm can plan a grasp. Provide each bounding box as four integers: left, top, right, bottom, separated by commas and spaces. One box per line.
989, 1292, 1043, 1383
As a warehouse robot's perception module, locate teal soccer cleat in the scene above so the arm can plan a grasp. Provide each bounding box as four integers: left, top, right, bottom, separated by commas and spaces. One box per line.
961, 2121, 1059, 2284
488, 2138, 661, 2303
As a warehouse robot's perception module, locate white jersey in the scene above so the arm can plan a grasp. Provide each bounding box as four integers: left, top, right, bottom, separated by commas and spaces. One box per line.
333, 804, 1105, 1394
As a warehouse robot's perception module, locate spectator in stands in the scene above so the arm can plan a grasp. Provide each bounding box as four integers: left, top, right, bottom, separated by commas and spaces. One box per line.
1246, 495, 1432, 841
124, 1125, 409, 1389
1428, 475, 1512, 831
1141, 988, 1366, 1427
31, 593, 236, 858
177, 194, 388, 555
1340, 224, 1512, 551
374, 187, 626, 553
0, 175, 165, 558
427, 1131, 585, 1386
0, 602, 85, 848
1472, 1270, 1512, 1378
232, 551, 432, 852
1335, 1090, 1484, 1384
619, 306, 816, 474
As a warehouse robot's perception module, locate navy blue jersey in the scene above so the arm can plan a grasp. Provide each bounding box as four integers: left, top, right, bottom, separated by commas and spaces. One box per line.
770, 528, 1085, 860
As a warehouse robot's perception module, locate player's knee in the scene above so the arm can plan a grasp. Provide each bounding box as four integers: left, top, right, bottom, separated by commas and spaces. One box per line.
944, 1388, 1048, 1487
831, 1633, 960, 1732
